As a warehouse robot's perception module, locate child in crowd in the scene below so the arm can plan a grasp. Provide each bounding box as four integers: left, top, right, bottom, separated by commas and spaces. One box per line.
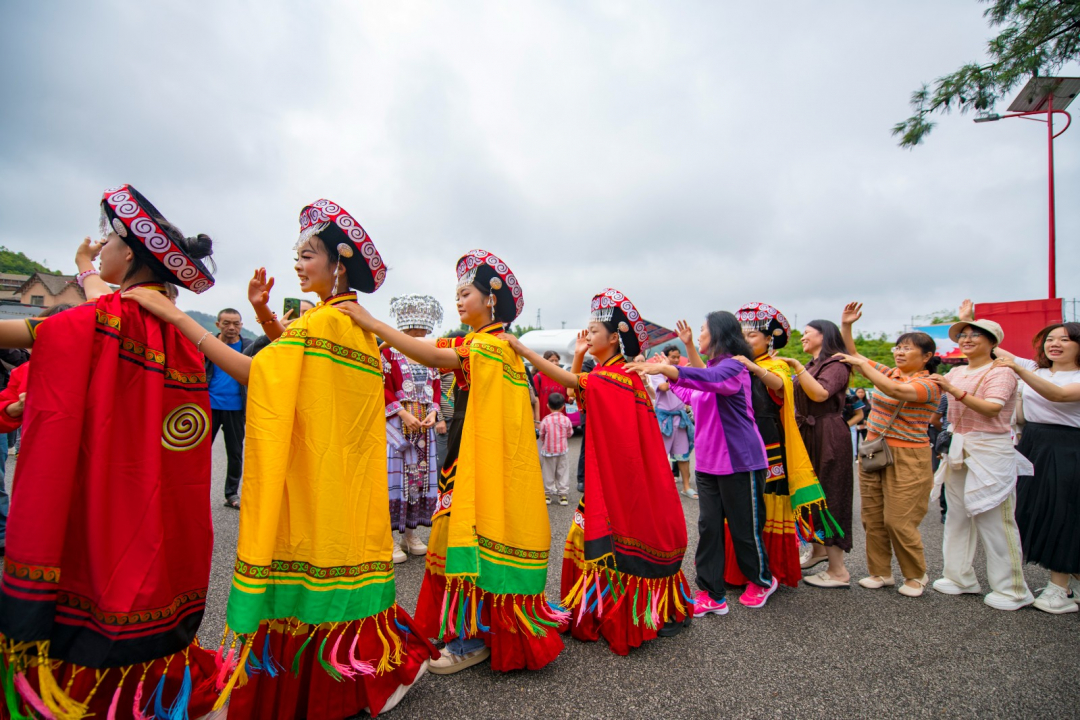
539, 391, 574, 505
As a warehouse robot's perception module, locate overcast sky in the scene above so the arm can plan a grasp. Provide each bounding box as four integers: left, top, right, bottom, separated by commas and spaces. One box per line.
2, 1, 1077, 339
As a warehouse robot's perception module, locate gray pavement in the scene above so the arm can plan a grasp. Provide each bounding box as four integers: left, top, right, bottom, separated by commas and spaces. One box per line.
55, 433, 1080, 718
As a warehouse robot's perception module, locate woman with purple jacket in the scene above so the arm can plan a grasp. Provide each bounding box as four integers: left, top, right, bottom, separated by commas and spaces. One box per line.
628, 311, 776, 616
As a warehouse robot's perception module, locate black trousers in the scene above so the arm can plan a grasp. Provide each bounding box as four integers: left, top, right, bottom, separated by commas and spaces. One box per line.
211, 408, 245, 500
695, 469, 772, 601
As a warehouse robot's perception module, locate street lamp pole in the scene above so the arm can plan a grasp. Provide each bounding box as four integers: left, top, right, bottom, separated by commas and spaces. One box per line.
975, 76, 1077, 299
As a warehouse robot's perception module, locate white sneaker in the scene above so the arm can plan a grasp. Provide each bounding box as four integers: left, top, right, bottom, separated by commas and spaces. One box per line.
932, 577, 982, 595
392, 547, 408, 564
403, 531, 427, 556
427, 645, 490, 675
1033, 583, 1078, 615
366, 659, 428, 714
983, 590, 1034, 611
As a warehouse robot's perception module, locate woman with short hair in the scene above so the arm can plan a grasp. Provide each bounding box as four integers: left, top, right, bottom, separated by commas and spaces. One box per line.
929, 311, 1034, 611
837, 302, 943, 597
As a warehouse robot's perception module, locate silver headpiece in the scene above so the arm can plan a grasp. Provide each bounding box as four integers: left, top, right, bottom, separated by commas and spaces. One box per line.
389, 294, 444, 333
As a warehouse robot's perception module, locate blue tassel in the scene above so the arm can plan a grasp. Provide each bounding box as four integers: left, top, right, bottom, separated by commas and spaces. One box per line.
679, 583, 693, 603
476, 600, 490, 633
394, 618, 412, 647
167, 664, 192, 720
262, 634, 279, 677
152, 669, 169, 720
547, 601, 568, 615
245, 644, 263, 676
456, 602, 466, 640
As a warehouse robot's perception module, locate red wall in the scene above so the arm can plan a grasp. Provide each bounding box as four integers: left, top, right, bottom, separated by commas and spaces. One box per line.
975, 298, 1063, 356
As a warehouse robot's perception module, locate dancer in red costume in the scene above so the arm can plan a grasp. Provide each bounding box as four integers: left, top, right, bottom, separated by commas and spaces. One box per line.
506, 289, 692, 655
0, 185, 220, 719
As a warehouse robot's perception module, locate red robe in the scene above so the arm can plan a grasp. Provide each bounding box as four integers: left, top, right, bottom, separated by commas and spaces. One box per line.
560, 356, 691, 655
0, 290, 218, 718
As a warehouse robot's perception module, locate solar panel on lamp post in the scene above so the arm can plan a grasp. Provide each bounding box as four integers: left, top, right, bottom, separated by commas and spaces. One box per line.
974, 76, 1078, 299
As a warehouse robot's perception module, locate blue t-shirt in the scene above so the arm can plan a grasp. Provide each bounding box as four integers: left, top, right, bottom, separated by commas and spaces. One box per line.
208, 339, 244, 411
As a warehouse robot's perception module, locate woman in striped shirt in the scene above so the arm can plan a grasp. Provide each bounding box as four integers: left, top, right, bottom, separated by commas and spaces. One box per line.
836, 302, 942, 597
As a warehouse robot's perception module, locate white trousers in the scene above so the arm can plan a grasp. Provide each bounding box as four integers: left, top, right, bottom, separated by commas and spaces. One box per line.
941, 464, 1032, 604
541, 453, 571, 496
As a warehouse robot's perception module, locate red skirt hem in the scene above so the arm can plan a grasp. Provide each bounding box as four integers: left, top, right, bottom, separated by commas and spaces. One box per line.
227, 606, 437, 720
414, 569, 564, 672
559, 558, 692, 656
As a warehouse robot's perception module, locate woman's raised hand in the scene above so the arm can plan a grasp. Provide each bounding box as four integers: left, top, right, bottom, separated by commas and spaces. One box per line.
335, 301, 378, 331
676, 320, 694, 347
958, 299, 974, 322
75, 237, 104, 270
841, 302, 863, 325
122, 286, 183, 323
574, 329, 589, 356
248, 268, 275, 309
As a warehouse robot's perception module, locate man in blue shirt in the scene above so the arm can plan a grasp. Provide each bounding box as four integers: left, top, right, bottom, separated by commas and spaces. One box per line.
208, 308, 251, 508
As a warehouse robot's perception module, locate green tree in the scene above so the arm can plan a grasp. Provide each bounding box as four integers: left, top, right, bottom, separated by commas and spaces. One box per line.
781, 330, 896, 389
0, 246, 59, 275
893, 1, 1080, 147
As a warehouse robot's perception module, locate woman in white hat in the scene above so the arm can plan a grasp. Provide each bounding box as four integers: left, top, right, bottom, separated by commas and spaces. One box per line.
929, 303, 1034, 611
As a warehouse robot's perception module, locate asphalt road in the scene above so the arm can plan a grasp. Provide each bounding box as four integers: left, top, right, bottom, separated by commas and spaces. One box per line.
94, 435, 1080, 718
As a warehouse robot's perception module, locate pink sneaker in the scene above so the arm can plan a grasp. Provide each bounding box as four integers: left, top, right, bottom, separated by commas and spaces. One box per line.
692, 590, 729, 617
739, 577, 778, 608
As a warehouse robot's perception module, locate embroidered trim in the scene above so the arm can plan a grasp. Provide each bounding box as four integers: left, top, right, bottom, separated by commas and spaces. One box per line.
477, 535, 549, 561
233, 558, 394, 580
55, 588, 206, 625
4, 559, 60, 584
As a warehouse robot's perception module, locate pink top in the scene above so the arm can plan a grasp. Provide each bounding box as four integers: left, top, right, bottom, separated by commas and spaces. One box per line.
539, 411, 573, 457
945, 364, 1017, 435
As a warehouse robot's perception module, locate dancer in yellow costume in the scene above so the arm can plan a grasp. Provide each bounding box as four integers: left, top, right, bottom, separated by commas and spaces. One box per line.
337, 249, 566, 676
126, 199, 435, 719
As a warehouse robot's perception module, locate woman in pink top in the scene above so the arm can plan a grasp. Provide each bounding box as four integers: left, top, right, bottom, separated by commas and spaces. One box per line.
929, 309, 1034, 611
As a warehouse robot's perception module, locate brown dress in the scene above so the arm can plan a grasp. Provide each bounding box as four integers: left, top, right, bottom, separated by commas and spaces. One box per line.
794, 356, 854, 551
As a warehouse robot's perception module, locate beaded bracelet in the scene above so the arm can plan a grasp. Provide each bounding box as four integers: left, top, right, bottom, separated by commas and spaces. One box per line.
76, 269, 99, 289
258, 313, 278, 326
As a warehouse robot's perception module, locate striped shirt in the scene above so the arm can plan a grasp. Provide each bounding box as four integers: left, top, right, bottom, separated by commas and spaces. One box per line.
539, 411, 573, 456
865, 361, 942, 447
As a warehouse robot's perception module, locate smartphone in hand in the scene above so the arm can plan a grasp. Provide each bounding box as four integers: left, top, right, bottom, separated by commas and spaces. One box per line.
283, 297, 302, 319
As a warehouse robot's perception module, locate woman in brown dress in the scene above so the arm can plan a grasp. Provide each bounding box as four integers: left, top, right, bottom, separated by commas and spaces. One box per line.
777, 319, 855, 588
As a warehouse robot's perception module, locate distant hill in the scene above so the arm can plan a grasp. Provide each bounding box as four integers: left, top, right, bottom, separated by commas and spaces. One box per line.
0, 246, 59, 275
188, 309, 260, 341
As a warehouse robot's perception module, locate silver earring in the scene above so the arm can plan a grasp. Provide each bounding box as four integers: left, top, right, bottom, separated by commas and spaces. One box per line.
489, 300, 495, 323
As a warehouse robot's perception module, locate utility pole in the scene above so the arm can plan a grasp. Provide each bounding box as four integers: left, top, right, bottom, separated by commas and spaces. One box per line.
536, 308, 541, 330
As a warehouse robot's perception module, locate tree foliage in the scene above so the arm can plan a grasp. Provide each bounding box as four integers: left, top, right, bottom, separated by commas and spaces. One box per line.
894, 0, 1080, 147
0, 246, 59, 275
779, 330, 897, 389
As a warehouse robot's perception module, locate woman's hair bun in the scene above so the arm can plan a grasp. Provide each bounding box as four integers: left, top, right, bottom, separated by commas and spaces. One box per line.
182, 233, 214, 260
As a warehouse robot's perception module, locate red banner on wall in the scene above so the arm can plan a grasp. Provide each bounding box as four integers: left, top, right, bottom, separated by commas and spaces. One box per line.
975, 298, 1063, 356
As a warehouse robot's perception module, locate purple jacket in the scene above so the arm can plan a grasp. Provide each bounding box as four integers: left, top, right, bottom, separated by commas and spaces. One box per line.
670, 355, 767, 475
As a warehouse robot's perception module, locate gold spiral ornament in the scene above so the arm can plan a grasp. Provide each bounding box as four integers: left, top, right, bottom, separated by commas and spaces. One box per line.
161, 403, 209, 452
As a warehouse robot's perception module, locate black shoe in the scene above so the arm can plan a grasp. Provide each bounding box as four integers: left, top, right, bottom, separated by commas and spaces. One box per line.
657, 616, 691, 638
576, 483, 584, 493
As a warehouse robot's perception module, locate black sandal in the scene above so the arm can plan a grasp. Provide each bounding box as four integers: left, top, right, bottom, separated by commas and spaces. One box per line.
224, 497, 240, 509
